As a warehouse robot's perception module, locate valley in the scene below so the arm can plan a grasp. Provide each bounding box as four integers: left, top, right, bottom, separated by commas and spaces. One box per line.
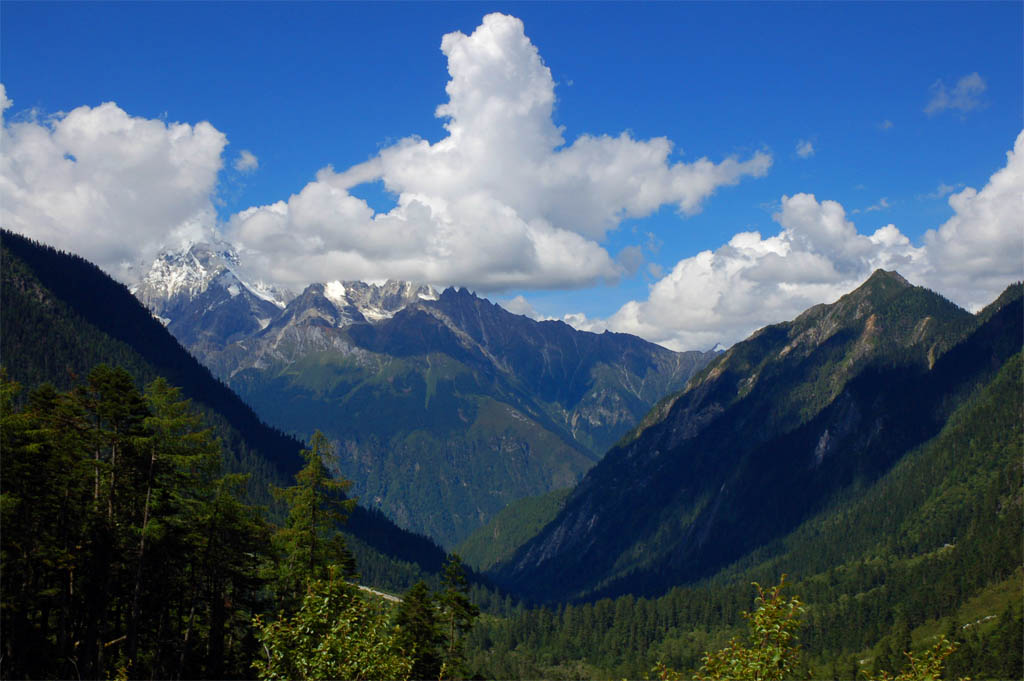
4, 4, 1021, 678
2, 229, 1020, 680
131, 241, 716, 545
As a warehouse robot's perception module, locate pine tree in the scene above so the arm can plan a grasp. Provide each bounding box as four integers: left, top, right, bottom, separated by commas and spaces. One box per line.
271, 430, 357, 609
891, 615, 913, 674
396, 580, 443, 680
438, 553, 479, 678
0, 368, 273, 679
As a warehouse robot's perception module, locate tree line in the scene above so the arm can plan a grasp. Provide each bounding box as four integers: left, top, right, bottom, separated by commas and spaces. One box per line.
0, 365, 478, 679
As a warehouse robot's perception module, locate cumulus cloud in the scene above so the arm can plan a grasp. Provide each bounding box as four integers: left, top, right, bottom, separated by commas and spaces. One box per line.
925, 72, 987, 116
0, 83, 225, 280
225, 13, 771, 292
921, 130, 1024, 310
567, 130, 1023, 350
234, 149, 259, 173
563, 194, 924, 349
796, 139, 815, 158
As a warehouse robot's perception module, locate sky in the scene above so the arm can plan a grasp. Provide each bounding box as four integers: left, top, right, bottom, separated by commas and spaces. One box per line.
2, 1, 1022, 351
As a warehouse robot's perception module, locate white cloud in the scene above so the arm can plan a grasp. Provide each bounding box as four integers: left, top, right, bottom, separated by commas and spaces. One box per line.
921, 130, 1024, 310
925, 72, 987, 116
499, 294, 538, 318
0, 84, 226, 280
234, 149, 259, 173
796, 139, 815, 158
225, 13, 771, 292
565, 131, 1023, 350
564, 195, 924, 350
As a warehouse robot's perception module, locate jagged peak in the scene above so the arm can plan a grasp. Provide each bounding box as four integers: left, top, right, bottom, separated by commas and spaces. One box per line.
439, 286, 480, 302
134, 239, 293, 313
154, 238, 240, 268
791, 270, 915, 327
834, 269, 913, 307
298, 282, 328, 296
289, 278, 438, 325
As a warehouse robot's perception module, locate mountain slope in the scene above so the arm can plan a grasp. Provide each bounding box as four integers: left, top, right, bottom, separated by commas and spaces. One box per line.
1, 231, 301, 479
226, 289, 713, 546
0, 230, 451, 592
492, 272, 1021, 601
135, 249, 715, 547
466, 347, 1023, 679
132, 241, 291, 364
457, 487, 572, 571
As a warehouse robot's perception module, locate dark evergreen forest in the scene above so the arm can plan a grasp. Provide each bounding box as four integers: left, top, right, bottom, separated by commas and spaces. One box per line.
0, 367, 480, 679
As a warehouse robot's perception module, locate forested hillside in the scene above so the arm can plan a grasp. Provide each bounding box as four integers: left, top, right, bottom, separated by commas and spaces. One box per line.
494, 272, 1021, 602
1, 230, 300, 485
465, 351, 1023, 679
0, 230, 451, 593
457, 487, 572, 571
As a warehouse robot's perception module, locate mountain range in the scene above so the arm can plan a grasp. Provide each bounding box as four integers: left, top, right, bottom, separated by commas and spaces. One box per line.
131, 241, 716, 546
488, 270, 1022, 602
3, 228, 1020, 679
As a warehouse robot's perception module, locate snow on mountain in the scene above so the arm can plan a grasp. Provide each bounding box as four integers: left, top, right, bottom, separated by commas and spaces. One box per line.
133, 240, 436, 328
325, 279, 438, 323
131, 240, 440, 371
132, 240, 292, 318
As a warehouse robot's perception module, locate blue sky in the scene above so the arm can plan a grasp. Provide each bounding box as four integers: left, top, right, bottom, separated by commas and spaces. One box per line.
3, 2, 1021, 349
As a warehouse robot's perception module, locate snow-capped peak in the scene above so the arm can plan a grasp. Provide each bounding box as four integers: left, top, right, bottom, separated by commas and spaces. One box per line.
133, 240, 291, 314
312, 279, 439, 326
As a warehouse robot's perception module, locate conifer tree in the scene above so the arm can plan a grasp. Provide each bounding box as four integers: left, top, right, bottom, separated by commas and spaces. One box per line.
271, 430, 357, 608
396, 580, 443, 680
439, 553, 479, 678
1, 368, 273, 679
